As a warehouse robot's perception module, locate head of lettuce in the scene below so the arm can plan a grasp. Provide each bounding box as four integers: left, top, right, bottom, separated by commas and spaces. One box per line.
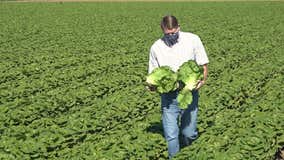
146, 60, 203, 109
146, 66, 178, 94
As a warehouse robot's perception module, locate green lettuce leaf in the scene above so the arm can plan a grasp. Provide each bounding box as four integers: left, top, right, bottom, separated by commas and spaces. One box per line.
146, 66, 177, 94
177, 60, 203, 109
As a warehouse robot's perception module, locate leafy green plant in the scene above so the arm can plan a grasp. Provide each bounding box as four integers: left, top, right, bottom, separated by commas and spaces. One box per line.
177, 60, 203, 109
0, 2, 283, 160
146, 66, 177, 94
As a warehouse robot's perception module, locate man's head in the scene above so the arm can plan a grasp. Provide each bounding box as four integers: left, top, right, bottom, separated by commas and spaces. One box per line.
160, 15, 180, 47
160, 15, 180, 35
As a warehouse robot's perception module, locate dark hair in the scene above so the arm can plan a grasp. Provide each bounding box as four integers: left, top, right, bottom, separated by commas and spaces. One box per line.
274, 146, 284, 160
160, 15, 179, 30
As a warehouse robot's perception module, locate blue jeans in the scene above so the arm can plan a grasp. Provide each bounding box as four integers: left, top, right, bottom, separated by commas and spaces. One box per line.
161, 90, 199, 159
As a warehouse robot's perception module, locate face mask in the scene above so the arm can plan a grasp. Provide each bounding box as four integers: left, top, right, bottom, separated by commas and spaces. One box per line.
161, 31, 179, 47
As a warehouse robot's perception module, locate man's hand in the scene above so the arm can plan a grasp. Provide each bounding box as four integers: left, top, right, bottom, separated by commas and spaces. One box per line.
195, 64, 208, 90
195, 80, 205, 90
146, 85, 157, 92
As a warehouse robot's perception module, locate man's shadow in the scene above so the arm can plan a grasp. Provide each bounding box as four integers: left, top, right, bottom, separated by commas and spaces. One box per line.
146, 122, 164, 135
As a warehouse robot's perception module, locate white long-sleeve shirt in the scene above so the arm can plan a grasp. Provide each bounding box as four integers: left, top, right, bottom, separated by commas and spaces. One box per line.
148, 31, 209, 73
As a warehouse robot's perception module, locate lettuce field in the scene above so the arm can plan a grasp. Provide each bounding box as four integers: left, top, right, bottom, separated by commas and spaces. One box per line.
0, 1, 284, 160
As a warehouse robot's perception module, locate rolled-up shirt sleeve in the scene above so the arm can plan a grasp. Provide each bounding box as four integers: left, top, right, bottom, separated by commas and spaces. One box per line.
148, 47, 159, 74
194, 36, 209, 65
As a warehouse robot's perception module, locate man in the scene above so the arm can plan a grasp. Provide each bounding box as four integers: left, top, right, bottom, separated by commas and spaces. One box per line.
147, 15, 209, 159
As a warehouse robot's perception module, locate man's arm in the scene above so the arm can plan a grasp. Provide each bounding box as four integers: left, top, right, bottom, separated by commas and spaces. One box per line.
196, 64, 208, 90
193, 35, 209, 90
147, 47, 159, 92
148, 47, 159, 74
